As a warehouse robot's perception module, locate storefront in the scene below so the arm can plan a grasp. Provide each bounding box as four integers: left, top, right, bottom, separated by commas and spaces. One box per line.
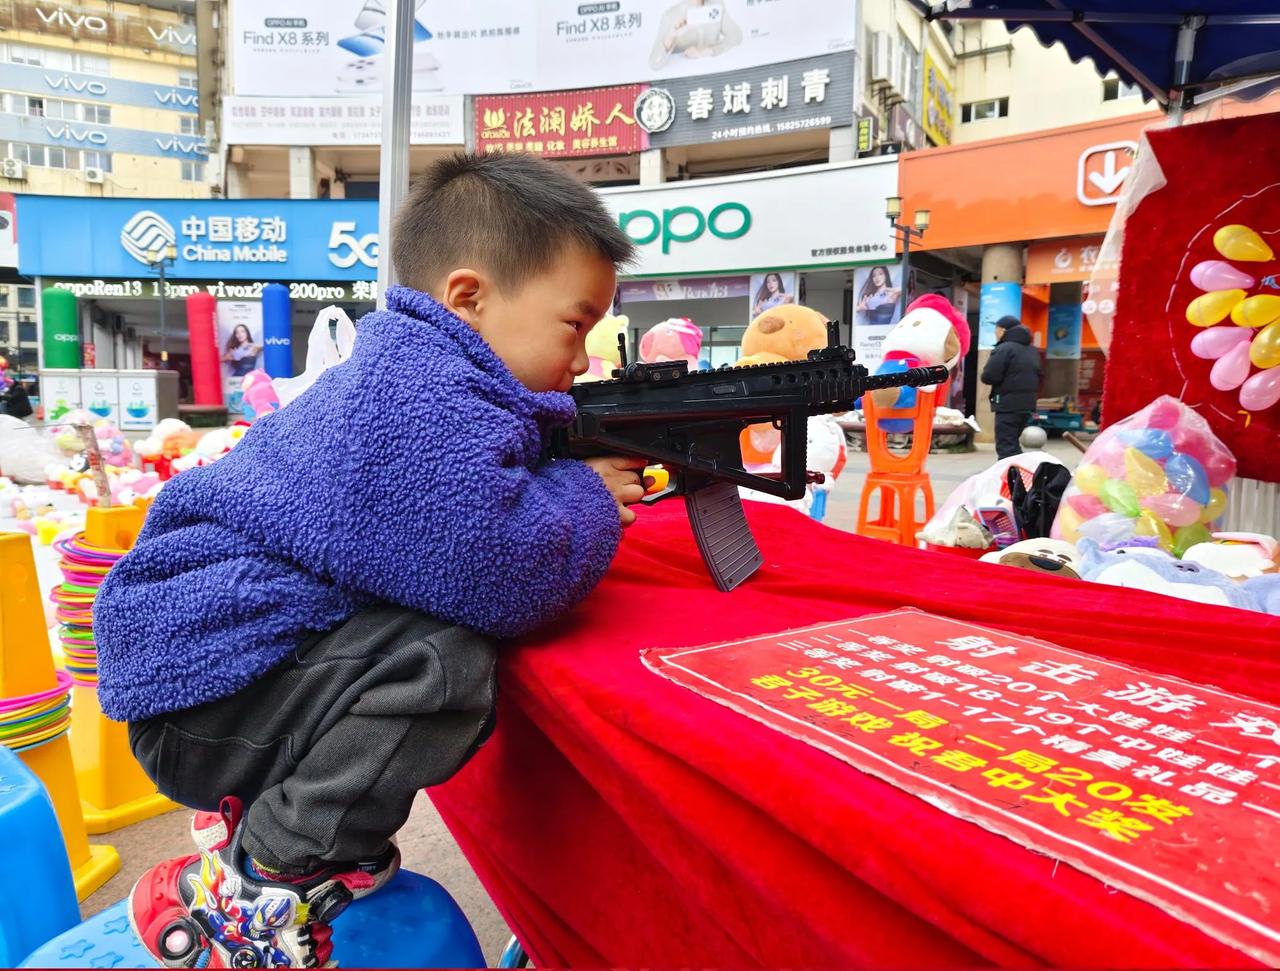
598, 158, 900, 365
14, 195, 378, 419
898, 110, 1161, 418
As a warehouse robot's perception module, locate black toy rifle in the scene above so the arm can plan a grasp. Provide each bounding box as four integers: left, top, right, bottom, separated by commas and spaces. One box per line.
549, 322, 949, 591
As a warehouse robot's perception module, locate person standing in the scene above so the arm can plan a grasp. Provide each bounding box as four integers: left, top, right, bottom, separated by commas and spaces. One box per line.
981, 315, 1041, 459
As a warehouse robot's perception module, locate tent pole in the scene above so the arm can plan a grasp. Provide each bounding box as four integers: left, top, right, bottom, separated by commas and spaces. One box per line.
1167, 15, 1204, 126
376, 0, 416, 308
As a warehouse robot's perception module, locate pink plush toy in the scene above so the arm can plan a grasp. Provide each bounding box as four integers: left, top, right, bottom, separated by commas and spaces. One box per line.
639, 317, 702, 370
241, 369, 282, 421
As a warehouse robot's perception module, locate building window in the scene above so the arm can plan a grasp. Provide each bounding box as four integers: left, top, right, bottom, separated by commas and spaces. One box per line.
18, 322, 36, 344
82, 150, 112, 173
897, 31, 920, 111
181, 160, 205, 182
26, 96, 45, 117
178, 72, 198, 89
77, 53, 110, 76
961, 97, 1009, 122
3, 141, 81, 170
83, 103, 111, 125
16, 287, 35, 309
1103, 78, 1142, 101
180, 115, 200, 136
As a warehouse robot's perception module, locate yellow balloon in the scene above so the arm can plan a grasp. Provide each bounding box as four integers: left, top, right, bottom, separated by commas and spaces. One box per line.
1230, 294, 1280, 328
1214, 224, 1275, 262
1135, 510, 1175, 552
1186, 289, 1247, 327
1124, 447, 1168, 497
1250, 319, 1280, 370
1056, 504, 1083, 544
1075, 463, 1108, 496
1200, 487, 1227, 524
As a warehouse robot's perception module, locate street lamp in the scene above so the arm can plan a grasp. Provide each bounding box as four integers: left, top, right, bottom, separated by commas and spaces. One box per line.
148, 244, 178, 364
886, 197, 931, 317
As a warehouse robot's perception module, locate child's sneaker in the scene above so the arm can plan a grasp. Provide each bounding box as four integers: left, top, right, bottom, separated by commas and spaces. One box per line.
130, 799, 379, 967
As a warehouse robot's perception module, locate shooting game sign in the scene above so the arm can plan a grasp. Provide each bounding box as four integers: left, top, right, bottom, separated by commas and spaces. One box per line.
642, 608, 1280, 964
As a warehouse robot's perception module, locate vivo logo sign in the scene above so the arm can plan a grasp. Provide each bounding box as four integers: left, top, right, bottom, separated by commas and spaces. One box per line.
46, 124, 107, 144
148, 25, 196, 46
155, 90, 199, 108
36, 6, 108, 32
45, 73, 108, 97
155, 137, 206, 154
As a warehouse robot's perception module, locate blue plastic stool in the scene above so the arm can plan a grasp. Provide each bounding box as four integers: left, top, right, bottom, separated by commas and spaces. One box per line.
22, 870, 485, 969
0, 746, 82, 966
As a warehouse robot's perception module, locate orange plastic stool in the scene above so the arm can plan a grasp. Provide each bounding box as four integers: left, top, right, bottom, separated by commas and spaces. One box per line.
856, 388, 939, 547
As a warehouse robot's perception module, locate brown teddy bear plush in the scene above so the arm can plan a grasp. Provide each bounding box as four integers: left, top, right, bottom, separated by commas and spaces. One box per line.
741, 304, 829, 362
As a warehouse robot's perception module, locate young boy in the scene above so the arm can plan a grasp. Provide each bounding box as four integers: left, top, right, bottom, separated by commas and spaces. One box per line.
95, 152, 644, 969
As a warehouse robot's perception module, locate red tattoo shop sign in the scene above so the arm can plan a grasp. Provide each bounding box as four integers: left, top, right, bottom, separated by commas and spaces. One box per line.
643, 608, 1280, 964
473, 84, 648, 159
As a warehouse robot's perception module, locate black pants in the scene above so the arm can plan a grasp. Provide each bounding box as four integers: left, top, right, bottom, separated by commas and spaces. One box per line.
128, 608, 496, 874
994, 411, 1031, 460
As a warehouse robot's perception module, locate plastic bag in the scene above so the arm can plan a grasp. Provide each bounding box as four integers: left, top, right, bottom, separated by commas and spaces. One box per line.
924, 450, 1067, 542
1051, 395, 1237, 557
271, 305, 357, 408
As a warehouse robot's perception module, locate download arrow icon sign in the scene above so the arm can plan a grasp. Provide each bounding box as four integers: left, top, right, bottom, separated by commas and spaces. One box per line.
1088, 150, 1130, 195
1076, 141, 1139, 207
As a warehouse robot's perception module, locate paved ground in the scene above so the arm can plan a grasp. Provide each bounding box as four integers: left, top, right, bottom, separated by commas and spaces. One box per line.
62, 440, 1083, 962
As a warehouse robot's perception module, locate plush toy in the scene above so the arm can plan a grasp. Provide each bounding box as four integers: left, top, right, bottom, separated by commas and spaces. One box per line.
241, 369, 282, 422
579, 313, 628, 382
47, 409, 97, 456
1077, 538, 1261, 610
1183, 533, 1280, 578
639, 317, 702, 370
741, 304, 829, 362
802, 414, 847, 521
980, 538, 1083, 579
866, 295, 970, 418
94, 420, 133, 468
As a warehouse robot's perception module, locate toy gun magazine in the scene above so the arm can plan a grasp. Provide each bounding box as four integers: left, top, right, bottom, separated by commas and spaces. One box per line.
549, 322, 949, 592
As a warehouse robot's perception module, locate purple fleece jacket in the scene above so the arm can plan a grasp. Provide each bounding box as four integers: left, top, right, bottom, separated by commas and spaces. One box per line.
94, 286, 621, 722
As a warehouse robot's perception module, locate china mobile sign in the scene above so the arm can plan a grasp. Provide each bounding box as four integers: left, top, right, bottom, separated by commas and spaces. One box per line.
645, 608, 1280, 965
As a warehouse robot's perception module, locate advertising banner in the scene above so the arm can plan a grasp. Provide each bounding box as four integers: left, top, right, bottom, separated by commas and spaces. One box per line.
619, 276, 750, 302
921, 51, 954, 147
215, 301, 264, 416
473, 85, 648, 158
79, 371, 120, 426
852, 263, 902, 372
230, 0, 857, 97
1046, 302, 1083, 360
748, 271, 797, 319
978, 281, 1023, 350
645, 608, 1280, 967
222, 95, 462, 146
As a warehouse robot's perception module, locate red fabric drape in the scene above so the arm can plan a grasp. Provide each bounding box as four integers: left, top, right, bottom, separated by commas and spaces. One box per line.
430, 502, 1279, 966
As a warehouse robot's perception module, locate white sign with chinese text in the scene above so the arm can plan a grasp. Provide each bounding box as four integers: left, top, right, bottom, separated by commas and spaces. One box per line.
222, 95, 464, 146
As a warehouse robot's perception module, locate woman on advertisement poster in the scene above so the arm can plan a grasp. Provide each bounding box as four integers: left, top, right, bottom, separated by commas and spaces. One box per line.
752, 272, 795, 316
222, 324, 262, 378
856, 265, 901, 326
650, 0, 743, 68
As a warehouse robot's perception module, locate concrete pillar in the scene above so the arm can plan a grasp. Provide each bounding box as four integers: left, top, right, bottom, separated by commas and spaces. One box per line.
288, 146, 315, 199
976, 243, 1024, 444
1043, 281, 1084, 399
225, 161, 250, 199
828, 125, 856, 163
639, 148, 665, 186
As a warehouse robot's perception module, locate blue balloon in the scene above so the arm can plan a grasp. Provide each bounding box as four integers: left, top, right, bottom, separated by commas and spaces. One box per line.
1166, 452, 1210, 505
1119, 428, 1174, 460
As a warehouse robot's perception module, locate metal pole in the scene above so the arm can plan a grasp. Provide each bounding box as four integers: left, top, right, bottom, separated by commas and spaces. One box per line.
158, 259, 169, 364
376, 0, 416, 309
1167, 15, 1204, 126
900, 226, 912, 317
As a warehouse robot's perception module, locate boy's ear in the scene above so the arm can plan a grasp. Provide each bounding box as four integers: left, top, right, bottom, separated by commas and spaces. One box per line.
440, 268, 485, 324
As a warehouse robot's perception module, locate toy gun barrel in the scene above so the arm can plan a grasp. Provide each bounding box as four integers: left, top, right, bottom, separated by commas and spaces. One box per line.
859, 364, 951, 395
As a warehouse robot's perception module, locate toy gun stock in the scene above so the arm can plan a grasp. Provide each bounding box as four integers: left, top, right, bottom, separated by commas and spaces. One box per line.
549, 322, 948, 591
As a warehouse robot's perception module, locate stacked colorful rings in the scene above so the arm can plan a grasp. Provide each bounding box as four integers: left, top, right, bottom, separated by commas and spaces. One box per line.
50, 534, 125, 688
0, 670, 73, 753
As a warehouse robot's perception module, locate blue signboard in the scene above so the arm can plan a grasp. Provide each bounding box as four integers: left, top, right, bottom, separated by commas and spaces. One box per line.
978, 281, 1023, 351
0, 115, 206, 161
1046, 301, 1083, 360
3, 62, 198, 113
17, 196, 380, 281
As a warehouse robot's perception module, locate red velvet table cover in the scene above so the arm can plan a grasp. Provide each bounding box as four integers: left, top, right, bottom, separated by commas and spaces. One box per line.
428, 502, 1280, 967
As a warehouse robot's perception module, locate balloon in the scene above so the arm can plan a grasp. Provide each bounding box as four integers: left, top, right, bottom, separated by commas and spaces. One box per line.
1119, 428, 1174, 460
1124, 447, 1168, 497
1200, 487, 1228, 523
1214, 224, 1275, 262
1074, 463, 1109, 496
1144, 398, 1183, 431
1165, 453, 1210, 505
1101, 479, 1141, 517
1201, 449, 1237, 488
1191, 326, 1252, 360
1186, 290, 1247, 327
1210, 340, 1252, 391
1134, 510, 1175, 552
1077, 512, 1139, 547
1055, 505, 1083, 544
1093, 438, 1128, 479
1250, 319, 1280, 369
1141, 492, 1202, 528
1231, 294, 1280, 329
1171, 426, 1212, 466
1173, 522, 1213, 559
1190, 259, 1256, 292
1239, 365, 1280, 412
1067, 493, 1107, 519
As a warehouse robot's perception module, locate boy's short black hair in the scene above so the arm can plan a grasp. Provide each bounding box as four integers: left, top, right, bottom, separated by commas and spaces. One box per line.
392, 152, 635, 294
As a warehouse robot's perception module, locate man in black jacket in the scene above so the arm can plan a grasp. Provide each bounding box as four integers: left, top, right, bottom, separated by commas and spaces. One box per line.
981, 315, 1042, 459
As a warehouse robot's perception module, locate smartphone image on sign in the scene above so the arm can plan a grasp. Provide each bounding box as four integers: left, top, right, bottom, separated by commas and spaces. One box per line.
686, 4, 720, 26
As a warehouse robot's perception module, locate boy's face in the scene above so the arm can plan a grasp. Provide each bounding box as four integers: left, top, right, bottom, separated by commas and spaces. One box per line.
441, 244, 617, 393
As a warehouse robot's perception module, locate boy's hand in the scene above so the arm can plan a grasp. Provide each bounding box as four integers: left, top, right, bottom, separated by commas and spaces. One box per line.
585, 456, 651, 527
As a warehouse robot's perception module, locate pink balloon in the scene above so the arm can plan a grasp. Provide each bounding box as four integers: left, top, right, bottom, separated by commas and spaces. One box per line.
1191, 326, 1252, 360
1202, 449, 1237, 487
1240, 365, 1280, 412
1210, 341, 1252, 391
1141, 492, 1202, 528
1068, 494, 1107, 519
1144, 398, 1183, 430
1190, 259, 1256, 292
1093, 438, 1128, 478
1171, 427, 1213, 467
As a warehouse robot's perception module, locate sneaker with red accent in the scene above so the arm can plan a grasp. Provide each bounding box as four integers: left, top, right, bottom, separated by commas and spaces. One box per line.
130, 799, 378, 967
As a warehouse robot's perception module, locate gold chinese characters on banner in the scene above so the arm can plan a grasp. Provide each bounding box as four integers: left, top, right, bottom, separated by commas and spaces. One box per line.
473, 85, 649, 159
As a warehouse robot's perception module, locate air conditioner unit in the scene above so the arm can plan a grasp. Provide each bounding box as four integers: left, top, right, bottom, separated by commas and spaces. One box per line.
0, 158, 26, 181
84, 166, 106, 184
869, 32, 894, 86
